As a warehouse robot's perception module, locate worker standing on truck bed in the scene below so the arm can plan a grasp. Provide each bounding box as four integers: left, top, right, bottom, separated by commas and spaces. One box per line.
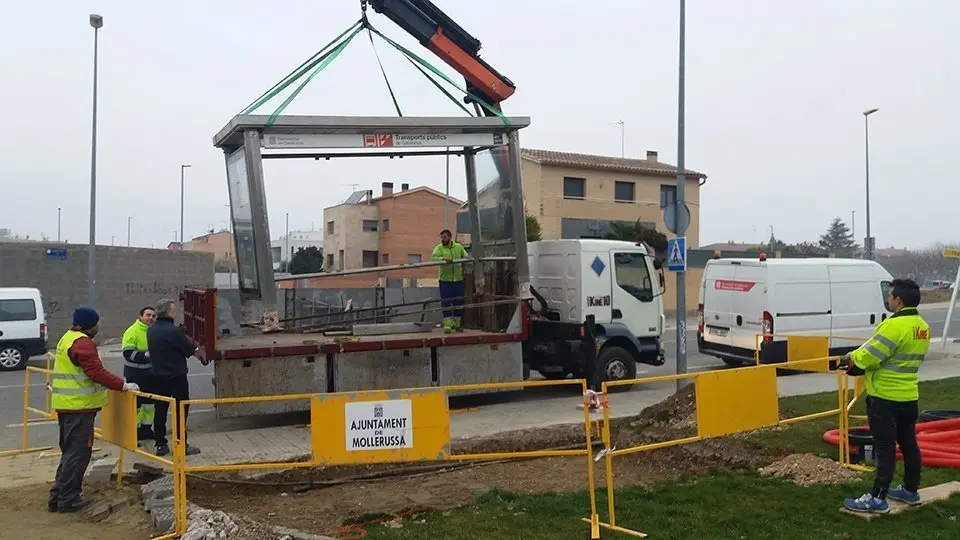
122, 306, 156, 442
431, 229, 468, 333
48, 307, 138, 513
840, 278, 929, 514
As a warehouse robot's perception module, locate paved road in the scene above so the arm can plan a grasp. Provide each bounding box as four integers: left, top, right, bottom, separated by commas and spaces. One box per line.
2, 305, 956, 451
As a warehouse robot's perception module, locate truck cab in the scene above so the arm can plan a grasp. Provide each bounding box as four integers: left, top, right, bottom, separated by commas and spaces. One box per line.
525, 239, 665, 385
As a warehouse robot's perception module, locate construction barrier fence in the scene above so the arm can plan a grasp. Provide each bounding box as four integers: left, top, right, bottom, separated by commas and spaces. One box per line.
5, 334, 875, 539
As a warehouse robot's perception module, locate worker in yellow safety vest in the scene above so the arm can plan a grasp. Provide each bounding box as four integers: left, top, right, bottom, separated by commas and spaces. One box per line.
48, 307, 139, 513
122, 306, 156, 442
431, 228, 468, 333
839, 278, 929, 514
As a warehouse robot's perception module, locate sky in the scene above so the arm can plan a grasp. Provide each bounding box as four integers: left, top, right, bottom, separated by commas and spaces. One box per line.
1, 0, 957, 250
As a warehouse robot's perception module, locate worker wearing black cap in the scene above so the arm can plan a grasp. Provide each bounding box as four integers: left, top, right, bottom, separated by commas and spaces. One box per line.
48, 307, 139, 512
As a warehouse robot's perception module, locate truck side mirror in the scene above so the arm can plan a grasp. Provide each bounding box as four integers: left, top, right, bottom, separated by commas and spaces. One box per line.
652, 259, 663, 270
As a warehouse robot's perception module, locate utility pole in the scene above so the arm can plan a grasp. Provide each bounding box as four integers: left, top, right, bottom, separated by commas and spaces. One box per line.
285, 212, 290, 271
57, 207, 61, 243
444, 147, 451, 230
609, 120, 625, 158
863, 108, 879, 260
851, 210, 856, 255
674, 0, 688, 392
87, 13, 103, 308
180, 164, 191, 250
127, 216, 132, 247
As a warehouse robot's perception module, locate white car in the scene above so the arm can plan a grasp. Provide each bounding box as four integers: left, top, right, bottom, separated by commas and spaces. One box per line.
0, 288, 49, 371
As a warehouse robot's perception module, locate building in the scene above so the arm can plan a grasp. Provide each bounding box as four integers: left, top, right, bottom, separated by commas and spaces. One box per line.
323, 182, 463, 272
271, 230, 324, 270
173, 230, 235, 268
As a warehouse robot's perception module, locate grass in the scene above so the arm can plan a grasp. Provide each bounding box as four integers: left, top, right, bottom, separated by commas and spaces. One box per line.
359, 378, 960, 539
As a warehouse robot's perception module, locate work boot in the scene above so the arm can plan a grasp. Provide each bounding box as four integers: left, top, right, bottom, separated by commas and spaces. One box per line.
137, 425, 155, 441
57, 498, 90, 513
887, 485, 921, 505
156, 444, 170, 457
185, 444, 201, 456
442, 318, 454, 334
453, 317, 464, 332
843, 493, 889, 514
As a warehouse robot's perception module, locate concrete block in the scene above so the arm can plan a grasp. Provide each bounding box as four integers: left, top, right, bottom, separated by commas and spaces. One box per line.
272, 525, 337, 540
146, 495, 175, 511
85, 457, 118, 485
437, 342, 523, 396
90, 501, 112, 521
333, 348, 432, 392
214, 354, 327, 418
108, 497, 129, 512
152, 507, 175, 532
141, 475, 173, 498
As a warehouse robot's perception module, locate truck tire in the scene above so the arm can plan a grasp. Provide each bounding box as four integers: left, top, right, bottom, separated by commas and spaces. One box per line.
596, 346, 637, 390
542, 370, 572, 380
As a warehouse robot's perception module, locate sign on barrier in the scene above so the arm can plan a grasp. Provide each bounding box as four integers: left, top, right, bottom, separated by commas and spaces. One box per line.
696, 366, 779, 438
786, 335, 831, 372
99, 390, 139, 452
311, 388, 451, 464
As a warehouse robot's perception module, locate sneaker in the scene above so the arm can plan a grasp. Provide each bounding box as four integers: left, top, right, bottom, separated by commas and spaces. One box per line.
47, 502, 58, 513
887, 485, 921, 505
156, 444, 170, 457
57, 498, 90, 513
185, 444, 201, 456
843, 493, 890, 514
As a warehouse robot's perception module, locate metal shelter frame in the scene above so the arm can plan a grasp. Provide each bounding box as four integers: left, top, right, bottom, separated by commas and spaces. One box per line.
212, 114, 532, 326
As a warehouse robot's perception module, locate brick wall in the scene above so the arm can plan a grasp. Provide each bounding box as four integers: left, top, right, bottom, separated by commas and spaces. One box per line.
0, 242, 214, 341
378, 189, 462, 267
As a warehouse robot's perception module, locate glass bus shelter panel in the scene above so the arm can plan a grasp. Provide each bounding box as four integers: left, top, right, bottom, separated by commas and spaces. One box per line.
472, 147, 524, 257
226, 146, 260, 293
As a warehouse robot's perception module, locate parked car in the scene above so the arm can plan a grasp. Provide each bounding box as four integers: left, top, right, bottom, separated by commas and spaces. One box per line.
0, 287, 48, 371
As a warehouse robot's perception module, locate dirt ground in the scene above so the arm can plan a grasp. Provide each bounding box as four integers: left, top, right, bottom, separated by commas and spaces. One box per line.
190, 387, 793, 537
0, 483, 154, 540
759, 454, 862, 487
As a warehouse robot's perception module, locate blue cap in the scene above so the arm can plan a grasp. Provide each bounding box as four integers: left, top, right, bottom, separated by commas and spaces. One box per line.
72, 307, 100, 329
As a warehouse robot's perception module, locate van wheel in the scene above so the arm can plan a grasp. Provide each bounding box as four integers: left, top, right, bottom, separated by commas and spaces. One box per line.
721, 357, 745, 368
596, 346, 637, 391
0, 345, 26, 371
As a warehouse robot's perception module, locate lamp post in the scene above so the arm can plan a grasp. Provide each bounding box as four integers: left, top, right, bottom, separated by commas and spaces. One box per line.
863, 108, 879, 260
127, 216, 132, 247
57, 207, 61, 243
674, 0, 688, 391
180, 164, 191, 250
609, 120, 625, 158
87, 13, 103, 308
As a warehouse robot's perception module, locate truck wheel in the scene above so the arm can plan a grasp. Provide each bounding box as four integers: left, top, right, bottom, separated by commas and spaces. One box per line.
542, 370, 572, 380
596, 346, 637, 390
0, 345, 26, 371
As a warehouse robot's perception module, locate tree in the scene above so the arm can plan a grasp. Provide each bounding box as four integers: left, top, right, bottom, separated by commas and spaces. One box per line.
525, 215, 542, 242
818, 217, 858, 256
288, 246, 324, 274
604, 220, 668, 259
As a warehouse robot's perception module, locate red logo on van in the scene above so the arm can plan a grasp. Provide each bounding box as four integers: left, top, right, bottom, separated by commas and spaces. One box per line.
715, 280, 756, 292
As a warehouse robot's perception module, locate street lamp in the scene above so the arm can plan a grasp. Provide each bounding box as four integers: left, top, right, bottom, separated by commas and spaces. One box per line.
57, 207, 62, 243
127, 216, 132, 247
863, 108, 879, 260
180, 164, 191, 250
87, 13, 103, 308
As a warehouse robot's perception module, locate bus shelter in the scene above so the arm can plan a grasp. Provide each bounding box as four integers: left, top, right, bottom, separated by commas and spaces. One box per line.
211, 114, 532, 327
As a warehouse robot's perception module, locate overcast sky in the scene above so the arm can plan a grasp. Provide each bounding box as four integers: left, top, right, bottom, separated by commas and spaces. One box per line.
1, 1, 956, 250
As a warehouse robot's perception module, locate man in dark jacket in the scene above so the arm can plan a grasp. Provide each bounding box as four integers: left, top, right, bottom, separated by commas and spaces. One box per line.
147, 298, 205, 456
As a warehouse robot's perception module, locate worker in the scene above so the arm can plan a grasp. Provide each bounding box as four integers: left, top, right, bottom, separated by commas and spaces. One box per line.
122, 306, 156, 442
48, 307, 138, 513
431, 228, 468, 333
839, 278, 928, 514
148, 298, 205, 457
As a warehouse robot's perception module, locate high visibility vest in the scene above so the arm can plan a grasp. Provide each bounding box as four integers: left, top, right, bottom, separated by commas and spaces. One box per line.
431, 242, 468, 282
121, 320, 150, 374
851, 307, 930, 402
51, 330, 109, 411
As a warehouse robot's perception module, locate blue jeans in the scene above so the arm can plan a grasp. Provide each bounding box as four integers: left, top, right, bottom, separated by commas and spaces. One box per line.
439, 280, 465, 319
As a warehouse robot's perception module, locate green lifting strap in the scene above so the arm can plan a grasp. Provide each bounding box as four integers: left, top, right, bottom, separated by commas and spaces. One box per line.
368, 27, 510, 126
403, 51, 474, 117
365, 23, 403, 117
242, 19, 363, 116
266, 25, 364, 126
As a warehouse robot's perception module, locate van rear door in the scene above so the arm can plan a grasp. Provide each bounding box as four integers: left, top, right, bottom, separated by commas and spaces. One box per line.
828, 263, 892, 350
728, 264, 768, 351
701, 262, 739, 347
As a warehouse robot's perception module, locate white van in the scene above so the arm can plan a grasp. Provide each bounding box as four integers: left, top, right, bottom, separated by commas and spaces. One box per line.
697, 257, 892, 366
0, 288, 49, 371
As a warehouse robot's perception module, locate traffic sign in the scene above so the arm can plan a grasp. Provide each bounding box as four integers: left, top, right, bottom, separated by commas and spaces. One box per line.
944, 248, 960, 259
664, 202, 691, 235
667, 237, 687, 272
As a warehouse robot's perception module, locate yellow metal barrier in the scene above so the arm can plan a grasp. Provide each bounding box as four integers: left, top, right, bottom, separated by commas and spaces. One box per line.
173, 378, 601, 539
584, 356, 847, 538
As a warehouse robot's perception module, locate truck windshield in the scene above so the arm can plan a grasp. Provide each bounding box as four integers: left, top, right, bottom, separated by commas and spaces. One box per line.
613, 252, 654, 301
